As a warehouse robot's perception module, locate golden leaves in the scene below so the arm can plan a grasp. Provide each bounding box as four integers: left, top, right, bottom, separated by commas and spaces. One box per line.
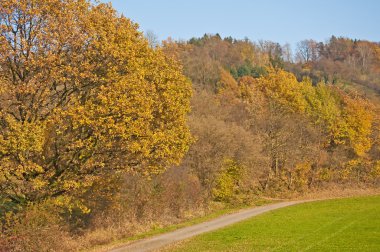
230, 67, 376, 157
0, 0, 192, 209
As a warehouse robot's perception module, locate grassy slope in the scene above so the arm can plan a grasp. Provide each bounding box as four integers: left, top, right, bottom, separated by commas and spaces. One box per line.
165, 195, 380, 252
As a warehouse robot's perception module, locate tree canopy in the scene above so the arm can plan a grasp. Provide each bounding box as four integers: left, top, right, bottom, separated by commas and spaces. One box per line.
0, 0, 192, 212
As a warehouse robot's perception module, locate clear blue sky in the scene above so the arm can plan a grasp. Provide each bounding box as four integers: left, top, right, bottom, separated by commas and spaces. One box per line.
103, 0, 380, 46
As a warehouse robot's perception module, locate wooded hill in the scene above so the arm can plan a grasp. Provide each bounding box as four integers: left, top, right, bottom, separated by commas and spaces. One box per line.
0, 1, 379, 251
162, 33, 380, 199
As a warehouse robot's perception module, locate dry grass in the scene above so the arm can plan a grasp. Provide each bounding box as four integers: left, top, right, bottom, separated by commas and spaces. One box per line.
295, 184, 380, 200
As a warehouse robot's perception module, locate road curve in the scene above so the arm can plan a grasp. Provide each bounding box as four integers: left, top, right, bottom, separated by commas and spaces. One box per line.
109, 200, 308, 252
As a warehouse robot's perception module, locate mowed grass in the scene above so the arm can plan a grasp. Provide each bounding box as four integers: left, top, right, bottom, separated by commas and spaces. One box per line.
166, 195, 380, 252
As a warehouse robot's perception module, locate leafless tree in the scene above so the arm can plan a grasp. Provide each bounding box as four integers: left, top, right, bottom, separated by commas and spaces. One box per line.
282, 43, 293, 63
356, 43, 373, 73
296, 39, 319, 63
145, 30, 159, 48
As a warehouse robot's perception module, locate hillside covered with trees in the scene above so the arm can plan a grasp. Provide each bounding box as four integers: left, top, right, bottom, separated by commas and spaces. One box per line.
1, 1, 379, 251
162, 33, 380, 200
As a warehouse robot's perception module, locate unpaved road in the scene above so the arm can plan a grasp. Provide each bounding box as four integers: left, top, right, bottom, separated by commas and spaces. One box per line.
109, 200, 308, 252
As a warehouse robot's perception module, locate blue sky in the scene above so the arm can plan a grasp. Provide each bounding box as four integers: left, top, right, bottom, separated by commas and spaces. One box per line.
103, 0, 380, 46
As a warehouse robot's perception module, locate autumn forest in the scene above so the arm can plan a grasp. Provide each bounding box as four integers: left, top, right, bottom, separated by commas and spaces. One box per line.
0, 1, 379, 251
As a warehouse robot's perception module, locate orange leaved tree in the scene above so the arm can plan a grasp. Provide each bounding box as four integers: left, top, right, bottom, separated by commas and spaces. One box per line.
0, 0, 191, 213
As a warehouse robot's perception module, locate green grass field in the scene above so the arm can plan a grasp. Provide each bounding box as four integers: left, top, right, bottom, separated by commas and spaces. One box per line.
166, 195, 380, 252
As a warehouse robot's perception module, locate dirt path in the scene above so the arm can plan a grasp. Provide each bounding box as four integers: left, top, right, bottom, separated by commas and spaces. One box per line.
109, 200, 308, 252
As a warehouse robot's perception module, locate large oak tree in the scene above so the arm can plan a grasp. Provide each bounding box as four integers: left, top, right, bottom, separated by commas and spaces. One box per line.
0, 0, 192, 211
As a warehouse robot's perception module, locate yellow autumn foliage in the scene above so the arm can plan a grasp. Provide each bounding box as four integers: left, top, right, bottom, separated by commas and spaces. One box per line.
236, 67, 375, 157
0, 0, 191, 211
